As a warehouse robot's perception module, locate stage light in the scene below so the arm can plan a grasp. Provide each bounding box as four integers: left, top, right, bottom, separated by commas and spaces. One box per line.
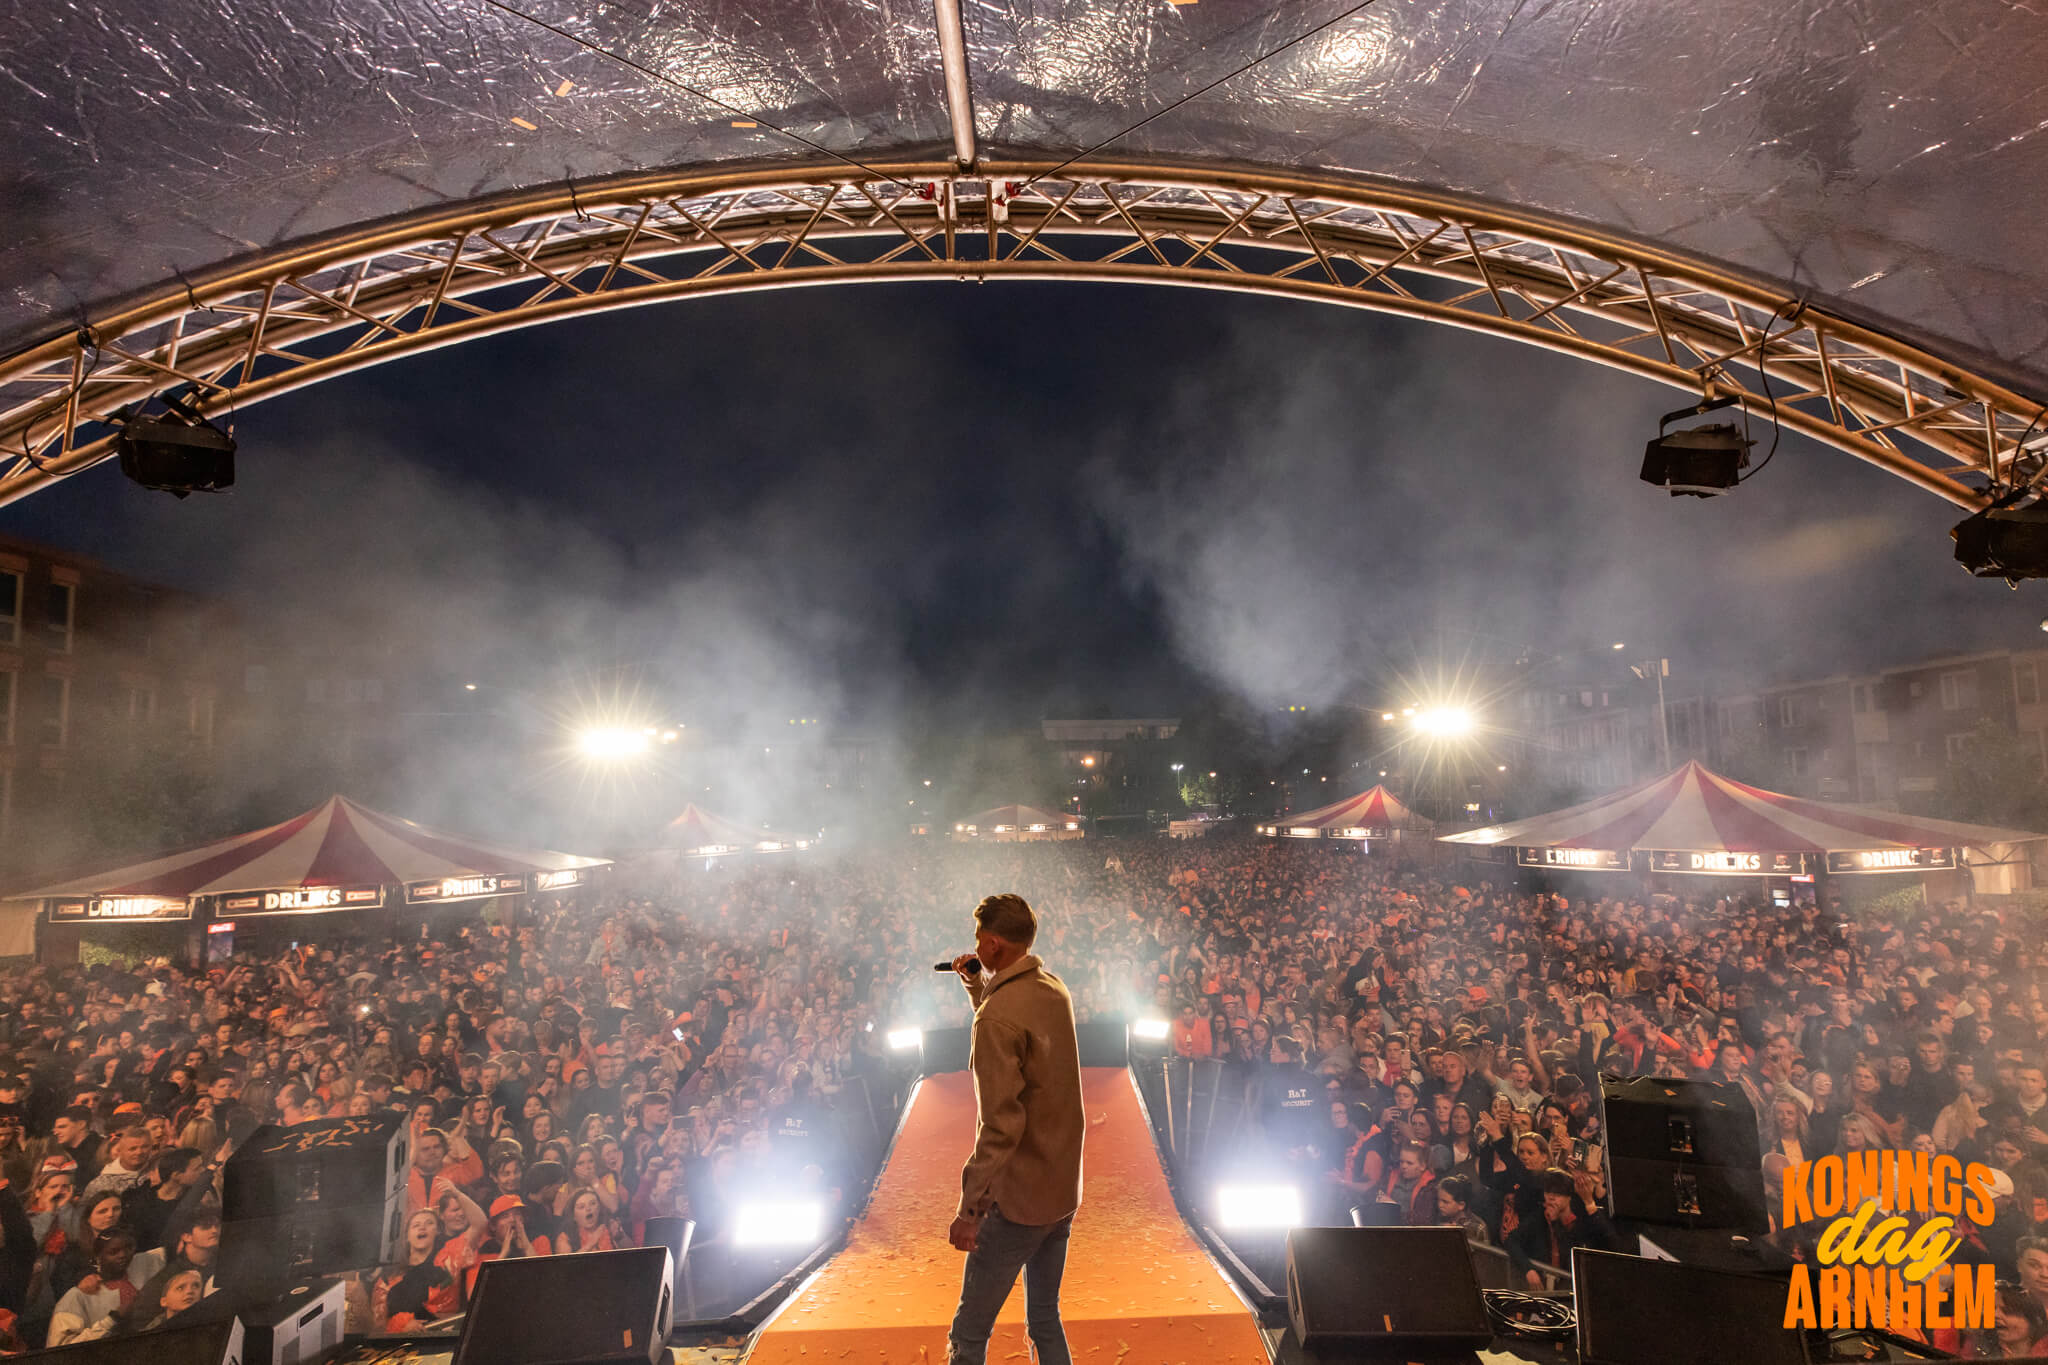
1215, 1184, 1303, 1229
464, 682, 479, 691
887, 1028, 922, 1051
1612, 642, 1627, 650
1132, 1017, 1171, 1041
577, 727, 650, 759
1410, 706, 1474, 737
116, 395, 235, 497
1952, 501, 2048, 582
734, 1201, 824, 1247
1639, 397, 1751, 496
1380, 712, 1395, 721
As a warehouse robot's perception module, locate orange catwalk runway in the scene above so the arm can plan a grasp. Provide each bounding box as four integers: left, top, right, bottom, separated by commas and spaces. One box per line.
745, 1066, 1268, 1365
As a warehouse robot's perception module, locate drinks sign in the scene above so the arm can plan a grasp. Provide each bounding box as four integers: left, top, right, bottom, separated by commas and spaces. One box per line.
1647, 849, 1809, 876
218, 885, 386, 916
49, 896, 191, 922
1825, 847, 1957, 874
1514, 847, 1628, 871
405, 873, 526, 904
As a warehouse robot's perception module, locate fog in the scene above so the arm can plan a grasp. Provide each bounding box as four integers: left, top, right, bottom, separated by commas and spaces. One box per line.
1, 283, 2030, 861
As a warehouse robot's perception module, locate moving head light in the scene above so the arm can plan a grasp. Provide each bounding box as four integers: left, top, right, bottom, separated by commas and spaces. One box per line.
116, 392, 235, 497
1952, 499, 2048, 583
1640, 396, 1752, 497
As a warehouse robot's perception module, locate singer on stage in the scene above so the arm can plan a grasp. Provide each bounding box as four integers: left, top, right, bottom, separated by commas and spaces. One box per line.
942, 893, 1085, 1365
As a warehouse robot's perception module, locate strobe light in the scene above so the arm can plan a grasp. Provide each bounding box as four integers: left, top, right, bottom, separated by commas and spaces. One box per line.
115, 393, 235, 497
1952, 500, 2048, 582
1639, 397, 1751, 497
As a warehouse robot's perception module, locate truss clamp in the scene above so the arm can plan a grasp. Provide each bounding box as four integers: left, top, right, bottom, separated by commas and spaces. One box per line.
915, 180, 958, 224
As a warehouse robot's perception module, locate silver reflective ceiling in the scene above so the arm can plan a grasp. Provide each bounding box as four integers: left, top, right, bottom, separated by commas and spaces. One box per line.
2, 0, 2044, 397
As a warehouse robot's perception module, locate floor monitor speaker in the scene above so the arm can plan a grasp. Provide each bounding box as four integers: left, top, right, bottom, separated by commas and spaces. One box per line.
1284, 1225, 1491, 1355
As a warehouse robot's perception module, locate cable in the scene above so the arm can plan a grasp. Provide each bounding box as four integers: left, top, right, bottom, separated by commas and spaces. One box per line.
477, 0, 913, 188
1482, 1288, 1577, 1342
1022, 0, 1393, 191
1735, 300, 1799, 486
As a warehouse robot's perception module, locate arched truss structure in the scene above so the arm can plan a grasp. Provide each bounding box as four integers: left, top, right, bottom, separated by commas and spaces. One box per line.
0, 161, 2037, 512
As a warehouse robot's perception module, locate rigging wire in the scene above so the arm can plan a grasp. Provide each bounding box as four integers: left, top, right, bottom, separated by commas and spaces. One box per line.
1021, 0, 1393, 192
477, 0, 913, 189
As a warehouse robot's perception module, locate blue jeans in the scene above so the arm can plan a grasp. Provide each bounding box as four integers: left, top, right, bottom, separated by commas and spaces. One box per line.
946, 1204, 1075, 1365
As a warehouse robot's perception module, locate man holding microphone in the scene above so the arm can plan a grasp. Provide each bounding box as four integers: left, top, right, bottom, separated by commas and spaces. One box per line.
941, 894, 1085, 1365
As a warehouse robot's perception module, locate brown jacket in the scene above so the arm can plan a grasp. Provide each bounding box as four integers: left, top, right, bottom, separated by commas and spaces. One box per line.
957, 954, 1085, 1226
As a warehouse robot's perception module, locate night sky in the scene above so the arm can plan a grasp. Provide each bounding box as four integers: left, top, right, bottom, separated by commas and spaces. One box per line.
1, 281, 2035, 729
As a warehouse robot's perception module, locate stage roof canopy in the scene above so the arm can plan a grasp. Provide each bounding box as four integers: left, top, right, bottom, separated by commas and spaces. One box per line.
1440, 761, 2047, 862
1, 0, 2045, 517
4, 0, 2044, 401
10, 795, 610, 900
665, 803, 810, 857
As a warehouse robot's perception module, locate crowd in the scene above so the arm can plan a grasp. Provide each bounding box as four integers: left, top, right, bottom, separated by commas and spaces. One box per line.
0, 835, 2039, 1355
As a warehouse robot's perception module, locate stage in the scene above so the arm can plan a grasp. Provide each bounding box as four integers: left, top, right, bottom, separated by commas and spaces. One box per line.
744, 1066, 1269, 1365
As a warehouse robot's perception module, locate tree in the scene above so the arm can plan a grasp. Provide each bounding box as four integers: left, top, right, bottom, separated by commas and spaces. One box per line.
1940, 717, 2048, 830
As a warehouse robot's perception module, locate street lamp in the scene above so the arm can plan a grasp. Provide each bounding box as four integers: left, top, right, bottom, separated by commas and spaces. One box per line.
577, 728, 651, 760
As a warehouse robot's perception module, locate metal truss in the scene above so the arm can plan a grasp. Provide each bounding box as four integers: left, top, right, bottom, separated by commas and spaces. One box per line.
1, 160, 2038, 511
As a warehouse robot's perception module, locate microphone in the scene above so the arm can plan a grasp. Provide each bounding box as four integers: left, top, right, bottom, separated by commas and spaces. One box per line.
935, 957, 982, 974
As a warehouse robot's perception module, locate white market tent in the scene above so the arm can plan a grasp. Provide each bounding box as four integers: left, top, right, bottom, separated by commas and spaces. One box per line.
1256, 784, 1432, 843
664, 803, 812, 859
1441, 761, 2047, 890
953, 805, 1084, 842
0, 795, 611, 954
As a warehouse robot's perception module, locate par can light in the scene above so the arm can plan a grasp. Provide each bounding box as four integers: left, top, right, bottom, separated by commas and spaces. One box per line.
1215, 1184, 1304, 1230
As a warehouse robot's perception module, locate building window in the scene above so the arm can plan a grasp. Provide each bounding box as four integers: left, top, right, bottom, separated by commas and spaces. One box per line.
39, 675, 67, 747
1937, 671, 1977, 710
1945, 732, 1974, 762
0, 573, 18, 647
2019, 663, 2040, 708
1779, 696, 1801, 728
125, 684, 156, 724
2023, 730, 2046, 774
1909, 680, 1924, 698
0, 672, 13, 746
44, 583, 73, 654
1852, 683, 1871, 714
1785, 747, 1809, 776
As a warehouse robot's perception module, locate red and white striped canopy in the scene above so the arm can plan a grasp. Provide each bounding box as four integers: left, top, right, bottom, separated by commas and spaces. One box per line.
1273, 784, 1430, 833
664, 804, 808, 857
14, 796, 610, 899
1440, 761, 2044, 855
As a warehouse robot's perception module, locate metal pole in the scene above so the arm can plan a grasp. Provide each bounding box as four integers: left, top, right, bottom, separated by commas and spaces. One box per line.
931, 0, 977, 168
1657, 659, 1672, 770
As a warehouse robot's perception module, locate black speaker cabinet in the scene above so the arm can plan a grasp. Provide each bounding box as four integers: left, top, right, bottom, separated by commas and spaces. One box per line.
1573, 1249, 1804, 1365
222, 1113, 409, 1289
223, 1113, 410, 1218
9, 1316, 244, 1365
453, 1246, 674, 1365
1600, 1075, 1766, 1233
1076, 1017, 1127, 1068
1284, 1226, 1491, 1355
922, 1026, 971, 1074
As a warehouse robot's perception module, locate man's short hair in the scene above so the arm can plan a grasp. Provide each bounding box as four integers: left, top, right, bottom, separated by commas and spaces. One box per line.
973, 894, 1037, 949
1541, 1168, 1577, 1197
